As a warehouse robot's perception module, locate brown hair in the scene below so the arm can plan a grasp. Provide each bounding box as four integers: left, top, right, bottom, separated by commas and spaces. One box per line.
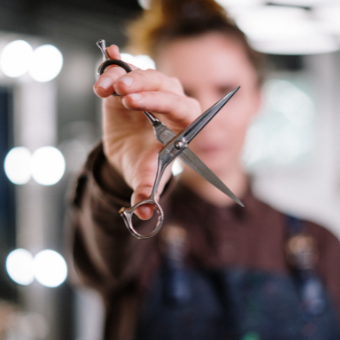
127, 0, 265, 85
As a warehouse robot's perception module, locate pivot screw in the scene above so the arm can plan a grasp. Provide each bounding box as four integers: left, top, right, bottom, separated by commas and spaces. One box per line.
174, 140, 186, 150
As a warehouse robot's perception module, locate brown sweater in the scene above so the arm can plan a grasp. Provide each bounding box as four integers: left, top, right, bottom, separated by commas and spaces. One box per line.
68, 143, 340, 340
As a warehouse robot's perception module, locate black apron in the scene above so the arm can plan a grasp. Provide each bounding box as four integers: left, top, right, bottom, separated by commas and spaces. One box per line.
135, 217, 340, 340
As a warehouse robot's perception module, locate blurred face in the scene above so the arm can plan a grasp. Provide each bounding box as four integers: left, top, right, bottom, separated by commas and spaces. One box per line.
156, 32, 261, 177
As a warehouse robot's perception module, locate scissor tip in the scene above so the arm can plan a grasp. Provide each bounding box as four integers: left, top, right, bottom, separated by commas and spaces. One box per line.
235, 198, 244, 208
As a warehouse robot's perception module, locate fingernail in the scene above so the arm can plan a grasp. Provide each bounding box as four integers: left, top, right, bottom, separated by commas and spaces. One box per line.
129, 93, 143, 102
140, 206, 151, 216
120, 76, 133, 87
97, 77, 112, 90
137, 206, 153, 220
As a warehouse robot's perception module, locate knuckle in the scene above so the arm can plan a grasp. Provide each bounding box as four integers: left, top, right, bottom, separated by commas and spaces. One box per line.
122, 96, 141, 110
189, 97, 201, 112
170, 77, 184, 93
144, 68, 158, 76
170, 77, 180, 86
134, 177, 154, 194
104, 65, 124, 77
130, 69, 155, 87
134, 68, 154, 78
132, 69, 144, 76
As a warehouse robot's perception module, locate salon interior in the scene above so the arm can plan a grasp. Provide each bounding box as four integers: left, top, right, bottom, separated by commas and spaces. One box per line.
0, 0, 339, 339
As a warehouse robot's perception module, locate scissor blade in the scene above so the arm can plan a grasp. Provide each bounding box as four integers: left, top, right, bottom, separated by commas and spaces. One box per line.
145, 111, 244, 207
150, 121, 243, 207
151, 119, 177, 145
179, 87, 240, 144
178, 148, 244, 207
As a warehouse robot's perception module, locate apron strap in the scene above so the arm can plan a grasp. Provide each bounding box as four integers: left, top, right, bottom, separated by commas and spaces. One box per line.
286, 215, 326, 316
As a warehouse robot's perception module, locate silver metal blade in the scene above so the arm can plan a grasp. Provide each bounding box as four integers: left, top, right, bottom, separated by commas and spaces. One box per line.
179, 87, 240, 144
179, 148, 244, 207
145, 112, 244, 207
151, 120, 176, 145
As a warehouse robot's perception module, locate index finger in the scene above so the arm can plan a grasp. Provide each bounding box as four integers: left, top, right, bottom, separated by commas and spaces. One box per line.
106, 45, 120, 60
94, 46, 139, 98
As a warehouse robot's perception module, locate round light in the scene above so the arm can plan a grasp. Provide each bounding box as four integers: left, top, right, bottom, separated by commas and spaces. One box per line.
235, 6, 339, 55
4, 147, 32, 185
138, 0, 151, 9
6, 249, 34, 285
315, 4, 340, 36
19, 313, 49, 339
29, 45, 63, 82
120, 53, 136, 65
216, 0, 264, 6
252, 34, 338, 55
269, 0, 324, 5
243, 79, 315, 170
236, 7, 310, 41
134, 55, 155, 70
265, 79, 315, 126
0, 40, 33, 77
121, 53, 155, 70
33, 250, 67, 288
269, 128, 308, 165
31, 146, 65, 185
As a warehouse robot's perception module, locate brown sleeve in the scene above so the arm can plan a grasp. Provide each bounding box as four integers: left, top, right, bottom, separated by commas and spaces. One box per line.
67, 142, 170, 295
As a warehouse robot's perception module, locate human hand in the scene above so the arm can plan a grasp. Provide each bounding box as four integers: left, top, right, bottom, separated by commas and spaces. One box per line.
93, 45, 200, 220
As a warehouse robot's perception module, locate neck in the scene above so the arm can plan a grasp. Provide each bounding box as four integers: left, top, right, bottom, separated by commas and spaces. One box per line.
179, 163, 247, 207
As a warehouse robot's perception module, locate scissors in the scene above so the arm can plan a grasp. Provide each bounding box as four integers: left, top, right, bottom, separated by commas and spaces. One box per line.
96, 39, 244, 240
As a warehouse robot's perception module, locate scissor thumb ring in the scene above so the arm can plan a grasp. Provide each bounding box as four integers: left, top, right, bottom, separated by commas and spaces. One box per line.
119, 200, 164, 240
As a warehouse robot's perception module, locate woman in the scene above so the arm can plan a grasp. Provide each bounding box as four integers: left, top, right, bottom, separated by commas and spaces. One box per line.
70, 0, 340, 339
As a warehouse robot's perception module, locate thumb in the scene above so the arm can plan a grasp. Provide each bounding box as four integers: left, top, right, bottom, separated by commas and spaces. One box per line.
130, 166, 172, 220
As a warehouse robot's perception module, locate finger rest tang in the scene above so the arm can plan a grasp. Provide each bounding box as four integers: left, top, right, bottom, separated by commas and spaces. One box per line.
97, 59, 133, 97
97, 59, 132, 76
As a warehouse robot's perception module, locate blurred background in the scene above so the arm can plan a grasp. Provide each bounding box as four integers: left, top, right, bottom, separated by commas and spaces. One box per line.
0, 0, 339, 339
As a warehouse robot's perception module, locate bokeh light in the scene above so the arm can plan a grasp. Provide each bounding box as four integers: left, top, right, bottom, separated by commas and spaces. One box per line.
270, 0, 325, 5
31, 146, 65, 185
265, 79, 315, 126
0, 40, 33, 77
315, 4, 340, 36
6, 249, 34, 285
172, 159, 183, 176
4, 147, 32, 185
33, 250, 67, 288
19, 312, 49, 339
243, 79, 315, 170
216, 0, 264, 6
121, 53, 155, 70
234, 6, 338, 55
138, 0, 151, 9
29, 45, 63, 82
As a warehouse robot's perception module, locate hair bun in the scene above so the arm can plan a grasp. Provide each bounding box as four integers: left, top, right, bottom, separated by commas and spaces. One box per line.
127, 0, 264, 84
127, 0, 233, 55
159, 0, 228, 23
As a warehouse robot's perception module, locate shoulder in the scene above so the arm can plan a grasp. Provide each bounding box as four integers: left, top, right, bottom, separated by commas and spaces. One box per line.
303, 220, 340, 248
253, 194, 340, 272
248, 191, 339, 247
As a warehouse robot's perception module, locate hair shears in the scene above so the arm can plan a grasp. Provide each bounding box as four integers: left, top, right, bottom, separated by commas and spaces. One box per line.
97, 39, 244, 240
